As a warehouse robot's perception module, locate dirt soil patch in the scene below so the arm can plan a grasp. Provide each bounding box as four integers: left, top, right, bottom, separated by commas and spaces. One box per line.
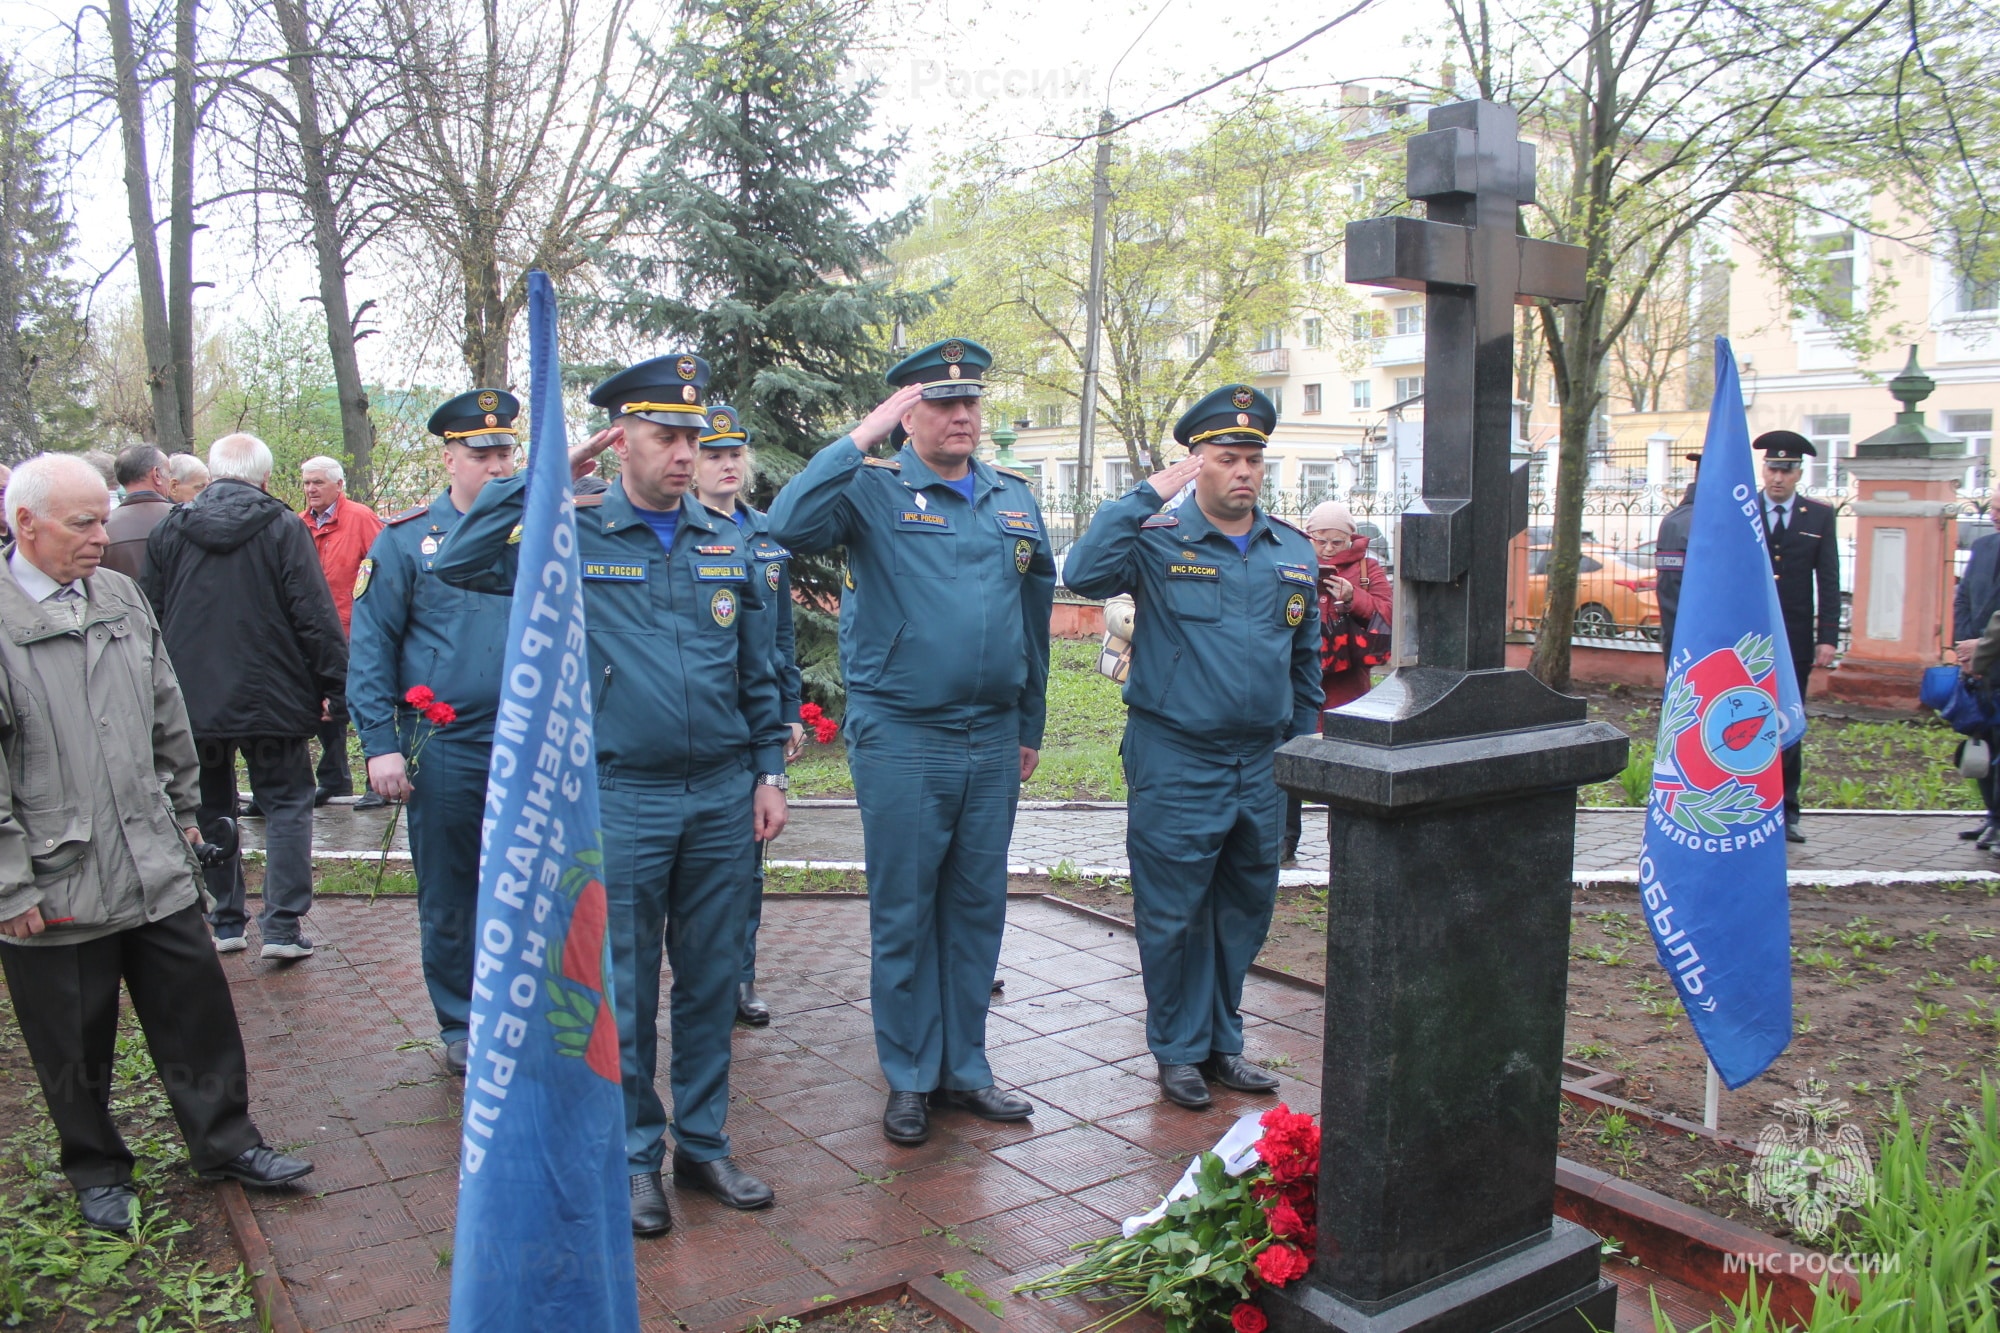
749, 1293, 951, 1330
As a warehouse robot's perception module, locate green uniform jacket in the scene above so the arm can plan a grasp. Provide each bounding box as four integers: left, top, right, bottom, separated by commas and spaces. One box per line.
1062, 485, 1323, 751
767, 438, 1054, 749
731, 502, 802, 724
433, 475, 787, 780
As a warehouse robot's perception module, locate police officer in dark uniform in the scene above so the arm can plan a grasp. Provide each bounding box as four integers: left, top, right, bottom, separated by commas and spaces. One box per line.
1653, 450, 1702, 656
1754, 429, 1840, 843
1062, 385, 1321, 1111
435, 354, 790, 1235
348, 390, 519, 1077
767, 338, 1054, 1149
692, 402, 805, 1026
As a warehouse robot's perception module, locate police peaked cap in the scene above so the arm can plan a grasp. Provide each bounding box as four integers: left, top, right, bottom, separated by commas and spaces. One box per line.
589, 354, 712, 428
428, 388, 521, 442
1174, 384, 1277, 448
700, 402, 751, 448
1753, 429, 1817, 461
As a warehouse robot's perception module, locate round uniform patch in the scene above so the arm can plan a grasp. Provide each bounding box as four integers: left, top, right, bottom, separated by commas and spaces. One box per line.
676, 356, 698, 381
765, 561, 782, 591
477, 390, 499, 412
1232, 386, 1254, 409
352, 557, 374, 601
713, 412, 733, 435
420, 534, 440, 556
681, 384, 698, 403
1014, 538, 1033, 574
710, 587, 738, 627
941, 339, 964, 363
1285, 590, 1307, 627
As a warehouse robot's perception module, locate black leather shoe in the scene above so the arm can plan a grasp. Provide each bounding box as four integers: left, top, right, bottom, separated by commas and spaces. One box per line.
1200, 1051, 1280, 1093
1786, 824, 1806, 844
1961, 822, 1990, 841
1281, 840, 1299, 868
929, 1085, 1032, 1122
1980, 823, 1998, 850
313, 786, 344, 808
444, 1039, 468, 1077
198, 1144, 314, 1187
883, 1091, 930, 1145
630, 1171, 673, 1235
77, 1183, 135, 1232
991, 977, 1005, 995
1158, 1062, 1212, 1110
355, 791, 388, 811
736, 981, 771, 1026
672, 1149, 773, 1210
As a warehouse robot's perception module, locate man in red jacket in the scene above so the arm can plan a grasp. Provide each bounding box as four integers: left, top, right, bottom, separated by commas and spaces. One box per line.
299, 457, 382, 806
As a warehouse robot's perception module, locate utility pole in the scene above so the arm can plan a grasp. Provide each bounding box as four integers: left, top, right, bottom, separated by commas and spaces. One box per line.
1076, 108, 1114, 501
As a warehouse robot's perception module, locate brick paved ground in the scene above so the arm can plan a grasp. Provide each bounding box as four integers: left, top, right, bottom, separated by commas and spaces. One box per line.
222, 894, 1722, 1333
276, 800, 2000, 886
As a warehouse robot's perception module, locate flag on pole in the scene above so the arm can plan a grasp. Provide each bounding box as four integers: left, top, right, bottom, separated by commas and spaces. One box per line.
449, 270, 638, 1330
1639, 336, 1799, 1090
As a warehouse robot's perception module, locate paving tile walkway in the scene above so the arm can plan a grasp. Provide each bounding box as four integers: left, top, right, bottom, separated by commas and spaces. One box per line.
269, 800, 1998, 887
223, 895, 1721, 1333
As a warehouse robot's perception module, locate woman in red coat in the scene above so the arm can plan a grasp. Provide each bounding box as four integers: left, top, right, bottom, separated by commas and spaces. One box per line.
1284, 502, 1395, 862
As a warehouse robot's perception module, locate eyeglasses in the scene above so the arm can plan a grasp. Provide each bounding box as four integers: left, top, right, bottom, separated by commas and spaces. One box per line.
1308, 533, 1353, 549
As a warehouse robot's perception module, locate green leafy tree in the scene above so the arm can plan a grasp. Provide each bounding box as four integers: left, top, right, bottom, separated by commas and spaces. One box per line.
205, 307, 344, 508
592, 0, 938, 707
0, 64, 89, 460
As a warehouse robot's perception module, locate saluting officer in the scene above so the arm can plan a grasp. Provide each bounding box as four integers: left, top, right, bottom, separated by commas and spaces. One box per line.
348, 391, 520, 1077
435, 354, 790, 1236
768, 338, 1054, 1149
1063, 386, 1321, 1112
1754, 430, 1840, 843
692, 403, 806, 1026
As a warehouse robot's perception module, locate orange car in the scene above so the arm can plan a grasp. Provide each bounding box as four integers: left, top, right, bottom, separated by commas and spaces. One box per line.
1524, 545, 1661, 638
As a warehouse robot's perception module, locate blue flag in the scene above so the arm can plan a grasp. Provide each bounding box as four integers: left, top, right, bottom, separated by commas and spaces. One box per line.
1639, 337, 1800, 1089
449, 271, 638, 1330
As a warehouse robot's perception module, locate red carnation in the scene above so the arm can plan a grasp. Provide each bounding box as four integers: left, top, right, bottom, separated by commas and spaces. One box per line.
423, 702, 457, 726
1267, 1197, 1315, 1248
1231, 1303, 1268, 1333
404, 685, 436, 708
812, 718, 840, 744
1254, 1243, 1310, 1287
799, 702, 823, 723
1257, 1104, 1321, 1185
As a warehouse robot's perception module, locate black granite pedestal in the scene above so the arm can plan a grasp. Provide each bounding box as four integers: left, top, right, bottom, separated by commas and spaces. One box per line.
1267, 668, 1628, 1333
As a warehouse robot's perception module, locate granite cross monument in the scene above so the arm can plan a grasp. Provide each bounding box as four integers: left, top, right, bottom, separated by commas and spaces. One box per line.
1266, 99, 1631, 1333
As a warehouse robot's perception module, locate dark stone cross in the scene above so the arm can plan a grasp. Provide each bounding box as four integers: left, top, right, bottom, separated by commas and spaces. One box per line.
1266, 100, 1631, 1333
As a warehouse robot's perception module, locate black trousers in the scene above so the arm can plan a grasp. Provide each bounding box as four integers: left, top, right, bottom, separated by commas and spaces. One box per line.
314, 716, 353, 794
0, 904, 262, 1189
1781, 656, 1814, 827
196, 736, 316, 940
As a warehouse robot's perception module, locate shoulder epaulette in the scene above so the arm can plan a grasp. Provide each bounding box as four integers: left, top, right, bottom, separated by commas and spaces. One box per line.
1268, 514, 1307, 537
575, 493, 607, 508
994, 465, 1033, 483
862, 456, 902, 470
386, 505, 429, 526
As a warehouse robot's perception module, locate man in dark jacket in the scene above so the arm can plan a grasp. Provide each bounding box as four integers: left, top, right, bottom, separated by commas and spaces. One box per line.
1953, 495, 2000, 844
101, 445, 176, 580
1754, 430, 1841, 843
1652, 451, 1701, 657
143, 434, 348, 959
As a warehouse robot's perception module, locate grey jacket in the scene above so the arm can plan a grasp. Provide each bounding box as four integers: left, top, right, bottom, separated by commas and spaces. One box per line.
0, 552, 203, 944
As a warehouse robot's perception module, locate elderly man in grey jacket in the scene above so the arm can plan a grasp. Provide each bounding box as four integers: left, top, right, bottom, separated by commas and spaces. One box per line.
0, 454, 312, 1233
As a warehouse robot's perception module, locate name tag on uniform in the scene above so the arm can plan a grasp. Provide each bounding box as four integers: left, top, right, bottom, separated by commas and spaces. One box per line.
1167, 561, 1220, 580
898, 510, 951, 531
697, 544, 736, 555
583, 562, 646, 581
997, 512, 1040, 536
750, 542, 790, 561
694, 562, 747, 581
1655, 552, 1685, 570
1275, 564, 1315, 587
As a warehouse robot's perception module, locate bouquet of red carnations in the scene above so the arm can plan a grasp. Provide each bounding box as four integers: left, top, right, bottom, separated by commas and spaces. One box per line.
798, 702, 840, 745
1014, 1104, 1321, 1332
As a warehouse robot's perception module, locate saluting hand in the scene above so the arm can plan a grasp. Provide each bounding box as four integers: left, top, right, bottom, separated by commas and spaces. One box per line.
1145, 453, 1202, 500
571, 426, 621, 481
851, 384, 925, 451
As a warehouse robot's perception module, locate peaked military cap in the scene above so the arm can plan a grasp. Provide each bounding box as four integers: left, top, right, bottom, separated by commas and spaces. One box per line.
1174, 383, 1277, 449
1753, 429, 1817, 463
887, 338, 991, 401
700, 402, 750, 448
589, 354, 711, 429
428, 388, 521, 442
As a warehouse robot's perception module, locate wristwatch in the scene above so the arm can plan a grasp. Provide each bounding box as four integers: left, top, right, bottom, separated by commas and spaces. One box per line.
756, 773, 790, 791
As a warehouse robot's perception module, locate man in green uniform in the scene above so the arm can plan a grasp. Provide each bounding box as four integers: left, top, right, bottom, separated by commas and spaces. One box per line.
1063, 384, 1322, 1111
767, 338, 1053, 1147
348, 390, 519, 1077
434, 355, 789, 1236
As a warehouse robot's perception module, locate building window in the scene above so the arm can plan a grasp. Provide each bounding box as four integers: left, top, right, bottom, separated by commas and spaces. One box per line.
1956, 257, 2000, 315
1104, 458, 1138, 493
1804, 228, 1859, 323
1055, 462, 1079, 495
1184, 331, 1203, 359
1300, 461, 1337, 502
1303, 317, 1323, 348
1302, 383, 1323, 415
1351, 380, 1373, 410
1270, 387, 1284, 417
1803, 414, 1851, 491
1393, 375, 1425, 403
1303, 251, 1326, 281
1354, 451, 1379, 492
1035, 402, 1065, 429
1948, 410, 1994, 490
1255, 324, 1284, 352
1352, 311, 1378, 341
1393, 304, 1425, 337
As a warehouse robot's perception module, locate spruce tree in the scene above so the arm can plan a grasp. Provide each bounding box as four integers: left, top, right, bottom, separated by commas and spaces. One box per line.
593, 0, 938, 706
0, 64, 88, 459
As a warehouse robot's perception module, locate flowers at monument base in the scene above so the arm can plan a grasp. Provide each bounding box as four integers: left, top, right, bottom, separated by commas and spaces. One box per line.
799, 701, 840, 745
1013, 1103, 1320, 1331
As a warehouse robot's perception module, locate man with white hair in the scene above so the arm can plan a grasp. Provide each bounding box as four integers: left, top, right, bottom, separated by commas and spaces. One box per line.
142, 434, 347, 958
298, 455, 382, 806
0, 454, 313, 1232
166, 453, 208, 502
